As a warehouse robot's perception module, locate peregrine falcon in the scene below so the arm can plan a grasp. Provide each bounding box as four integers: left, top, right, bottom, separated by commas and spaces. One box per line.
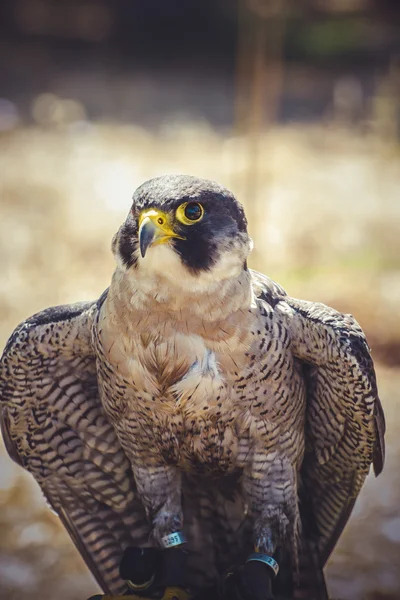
0, 175, 385, 600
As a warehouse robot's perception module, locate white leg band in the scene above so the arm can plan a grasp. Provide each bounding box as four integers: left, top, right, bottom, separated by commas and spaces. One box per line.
160, 531, 187, 549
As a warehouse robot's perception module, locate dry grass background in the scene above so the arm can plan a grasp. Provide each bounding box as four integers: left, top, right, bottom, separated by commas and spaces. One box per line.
0, 122, 400, 599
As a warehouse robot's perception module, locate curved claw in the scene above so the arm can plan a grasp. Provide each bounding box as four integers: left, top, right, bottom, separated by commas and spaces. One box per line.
114, 545, 192, 599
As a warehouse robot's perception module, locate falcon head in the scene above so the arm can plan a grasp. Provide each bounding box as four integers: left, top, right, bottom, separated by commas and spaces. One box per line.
113, 175, 253, 286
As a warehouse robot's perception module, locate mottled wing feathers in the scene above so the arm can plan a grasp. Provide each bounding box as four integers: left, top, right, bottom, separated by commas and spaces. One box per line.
0, 302, 148, 595
372, 393, 385, 476
282, 297, 385, 565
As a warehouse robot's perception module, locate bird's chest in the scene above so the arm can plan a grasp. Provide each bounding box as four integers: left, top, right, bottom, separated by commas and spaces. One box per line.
97, 318, 303, 473
111, 330, 234, 419
128, 336, 250, 473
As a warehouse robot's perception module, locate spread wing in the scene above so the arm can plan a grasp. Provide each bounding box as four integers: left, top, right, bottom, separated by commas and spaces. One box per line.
284, 296, 385, 565
0, 300, 149, 595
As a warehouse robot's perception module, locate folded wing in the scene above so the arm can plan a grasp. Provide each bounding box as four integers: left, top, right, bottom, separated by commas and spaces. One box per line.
284, 297, 385, 564
0, 301, 149, 595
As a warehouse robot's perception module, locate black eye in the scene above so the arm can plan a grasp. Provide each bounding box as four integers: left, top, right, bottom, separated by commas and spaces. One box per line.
184, 202, 203, 221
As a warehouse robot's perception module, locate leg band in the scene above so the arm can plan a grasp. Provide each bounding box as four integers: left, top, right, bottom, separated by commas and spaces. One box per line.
246, 552, 279, 577
160, 531, 187, 549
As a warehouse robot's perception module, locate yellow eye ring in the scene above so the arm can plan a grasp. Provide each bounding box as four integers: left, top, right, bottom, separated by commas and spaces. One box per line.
176, 202, 204, 225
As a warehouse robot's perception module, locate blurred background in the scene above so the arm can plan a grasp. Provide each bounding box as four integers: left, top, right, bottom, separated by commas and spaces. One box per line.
0, 1, 399, 599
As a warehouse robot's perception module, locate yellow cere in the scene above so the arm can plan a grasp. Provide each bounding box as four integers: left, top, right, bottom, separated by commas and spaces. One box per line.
139, 208, 171, 231
138, 208, 184, 241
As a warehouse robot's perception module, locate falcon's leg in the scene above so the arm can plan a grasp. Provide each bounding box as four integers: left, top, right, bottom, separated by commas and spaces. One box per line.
122, 465, 189, 596
233, 454, 299, 600
242, 454, 298, 554
133, 463, 183, 543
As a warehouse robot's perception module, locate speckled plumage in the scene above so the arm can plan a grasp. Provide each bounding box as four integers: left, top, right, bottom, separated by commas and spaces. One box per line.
0, 175, 385, 598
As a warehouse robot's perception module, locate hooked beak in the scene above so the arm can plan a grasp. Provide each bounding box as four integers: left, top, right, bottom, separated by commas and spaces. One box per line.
138, 209, 185, 258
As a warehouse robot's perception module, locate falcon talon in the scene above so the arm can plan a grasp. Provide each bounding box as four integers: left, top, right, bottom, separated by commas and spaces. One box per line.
127, 574, 155, 591
119, 547, 161, 592
0, 174, 385, 600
